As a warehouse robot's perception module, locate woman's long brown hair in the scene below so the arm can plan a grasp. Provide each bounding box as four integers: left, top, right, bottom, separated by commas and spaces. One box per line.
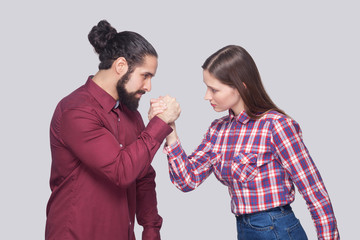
202, 45, 285, 119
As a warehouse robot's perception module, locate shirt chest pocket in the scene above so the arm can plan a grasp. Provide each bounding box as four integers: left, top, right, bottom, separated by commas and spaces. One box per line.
231, 152, 274, 183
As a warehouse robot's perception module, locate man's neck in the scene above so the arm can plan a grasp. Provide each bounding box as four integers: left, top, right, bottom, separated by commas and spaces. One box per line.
92, 70, 119, 100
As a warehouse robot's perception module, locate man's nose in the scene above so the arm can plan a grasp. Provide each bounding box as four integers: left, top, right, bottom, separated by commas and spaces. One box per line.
144, 79, 152, 92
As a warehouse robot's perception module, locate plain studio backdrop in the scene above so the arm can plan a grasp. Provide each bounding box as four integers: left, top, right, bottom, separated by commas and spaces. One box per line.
0, 0, 358, 239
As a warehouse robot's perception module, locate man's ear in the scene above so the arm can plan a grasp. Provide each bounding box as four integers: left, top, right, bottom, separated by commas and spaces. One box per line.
113, 57, 128, 75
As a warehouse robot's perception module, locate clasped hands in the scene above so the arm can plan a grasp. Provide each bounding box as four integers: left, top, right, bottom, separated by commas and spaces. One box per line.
148, 95, 181, 125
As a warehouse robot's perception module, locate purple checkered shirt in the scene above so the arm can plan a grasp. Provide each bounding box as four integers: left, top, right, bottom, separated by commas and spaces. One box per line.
164, 110, 339, 240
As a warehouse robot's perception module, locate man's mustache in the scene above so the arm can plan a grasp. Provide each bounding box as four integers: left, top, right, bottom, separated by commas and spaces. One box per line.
135, 90, 146, 95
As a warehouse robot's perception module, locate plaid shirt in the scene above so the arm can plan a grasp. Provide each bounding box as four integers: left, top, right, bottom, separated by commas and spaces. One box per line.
164, 111, 339, 240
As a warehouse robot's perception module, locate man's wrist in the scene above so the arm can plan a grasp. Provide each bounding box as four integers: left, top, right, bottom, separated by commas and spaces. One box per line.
156, 114, 169, 124
147, 116, 173, 142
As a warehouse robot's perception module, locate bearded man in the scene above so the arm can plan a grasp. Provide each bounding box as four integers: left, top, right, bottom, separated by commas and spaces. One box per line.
45, 20, 180, 240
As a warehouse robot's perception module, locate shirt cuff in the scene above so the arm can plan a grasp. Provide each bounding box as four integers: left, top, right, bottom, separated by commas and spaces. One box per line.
163, 138, 181, 155
145, 116, 173, 143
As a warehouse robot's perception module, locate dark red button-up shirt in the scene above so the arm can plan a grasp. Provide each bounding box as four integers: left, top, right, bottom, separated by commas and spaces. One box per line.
46, 77, 172, 240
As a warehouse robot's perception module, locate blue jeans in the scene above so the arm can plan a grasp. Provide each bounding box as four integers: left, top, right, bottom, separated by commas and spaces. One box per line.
236, 205, 308, 240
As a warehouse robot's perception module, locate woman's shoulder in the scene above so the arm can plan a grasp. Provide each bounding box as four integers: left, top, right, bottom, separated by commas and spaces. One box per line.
210, 115, 230, 127
204, 115, 231, 136
259, 110, 289, 121
259, 110, 299, 125
260, 110, 301, 133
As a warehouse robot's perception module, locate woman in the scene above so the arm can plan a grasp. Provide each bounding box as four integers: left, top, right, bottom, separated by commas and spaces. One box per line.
151, 45, 339, 239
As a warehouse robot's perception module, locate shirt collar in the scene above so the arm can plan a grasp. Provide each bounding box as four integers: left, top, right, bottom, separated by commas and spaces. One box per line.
85, 76, 118, 113
229, 110, 251, 124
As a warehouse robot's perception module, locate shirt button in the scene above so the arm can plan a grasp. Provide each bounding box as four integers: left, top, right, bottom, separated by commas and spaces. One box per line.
117, 118, 120, 122
120, 144, 123, 147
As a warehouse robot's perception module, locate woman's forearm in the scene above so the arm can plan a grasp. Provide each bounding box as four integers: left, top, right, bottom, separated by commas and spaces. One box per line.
166, 122, 178, 146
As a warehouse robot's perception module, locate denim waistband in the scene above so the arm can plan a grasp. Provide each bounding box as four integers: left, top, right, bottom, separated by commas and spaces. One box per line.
236, 204, 292, 219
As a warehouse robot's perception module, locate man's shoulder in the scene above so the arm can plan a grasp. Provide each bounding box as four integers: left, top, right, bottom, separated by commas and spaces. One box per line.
51, 85, 99, 124
59, 85, 96, 111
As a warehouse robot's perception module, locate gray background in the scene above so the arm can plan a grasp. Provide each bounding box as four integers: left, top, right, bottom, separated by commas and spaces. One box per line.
1, 0, 358, 239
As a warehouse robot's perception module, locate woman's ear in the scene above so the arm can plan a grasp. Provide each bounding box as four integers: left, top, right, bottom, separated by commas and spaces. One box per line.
113, 57, 128, 75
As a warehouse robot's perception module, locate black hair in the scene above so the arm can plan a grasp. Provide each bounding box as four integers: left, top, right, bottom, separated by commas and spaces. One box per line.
88, 20, 158, 70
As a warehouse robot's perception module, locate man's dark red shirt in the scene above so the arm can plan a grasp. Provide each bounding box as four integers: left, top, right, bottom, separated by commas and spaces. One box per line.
45, 77, 172, 240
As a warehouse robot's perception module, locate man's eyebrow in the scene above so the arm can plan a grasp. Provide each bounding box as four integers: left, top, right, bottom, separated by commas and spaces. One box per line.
143, 72, 155, 77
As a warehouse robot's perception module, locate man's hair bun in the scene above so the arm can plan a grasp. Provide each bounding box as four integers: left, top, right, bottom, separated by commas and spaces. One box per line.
88, 20, 117, 54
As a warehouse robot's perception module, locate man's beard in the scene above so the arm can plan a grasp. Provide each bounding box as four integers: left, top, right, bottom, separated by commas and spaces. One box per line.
116, 72, 146, 111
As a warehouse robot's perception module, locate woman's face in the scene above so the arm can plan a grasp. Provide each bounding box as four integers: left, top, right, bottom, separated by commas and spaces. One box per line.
203, 70, 245, 115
